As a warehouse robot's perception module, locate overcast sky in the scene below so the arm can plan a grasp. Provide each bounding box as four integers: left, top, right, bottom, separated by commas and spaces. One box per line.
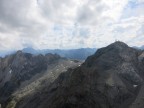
0, 0, 144, 51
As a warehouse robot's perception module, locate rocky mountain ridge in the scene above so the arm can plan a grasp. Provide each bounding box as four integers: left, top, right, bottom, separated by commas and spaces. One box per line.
13, 41, 144, 108
0, 51, 82, 108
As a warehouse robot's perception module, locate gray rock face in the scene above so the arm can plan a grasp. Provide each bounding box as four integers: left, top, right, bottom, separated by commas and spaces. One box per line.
0, 51, 82, 108
13, 41, 144, 108
1, 41, 144, 108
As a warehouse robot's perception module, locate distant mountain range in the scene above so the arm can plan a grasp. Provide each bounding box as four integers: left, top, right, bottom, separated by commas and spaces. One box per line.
22, 47, 97, 60
0, 51, 15, 57
133, 45, 144, 50
0, 48, 97, 60
1, 45, 144, 60
140, 45, 144, 50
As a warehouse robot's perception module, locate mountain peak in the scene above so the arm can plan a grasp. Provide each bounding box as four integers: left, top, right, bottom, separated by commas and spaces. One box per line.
112, 41, 127, 45
108, 41, 128, 50
85, 41, 140, 68
15, 50, 23, 56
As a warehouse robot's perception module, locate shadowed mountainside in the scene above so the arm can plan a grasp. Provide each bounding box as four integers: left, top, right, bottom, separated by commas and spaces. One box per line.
13, 41, 144, 108
0, 51, 82, 108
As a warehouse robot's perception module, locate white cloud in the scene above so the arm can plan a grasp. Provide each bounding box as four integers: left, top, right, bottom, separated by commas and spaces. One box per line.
101, 0, 129, 21
0, 0, 143, 51
137, 0, 144, 3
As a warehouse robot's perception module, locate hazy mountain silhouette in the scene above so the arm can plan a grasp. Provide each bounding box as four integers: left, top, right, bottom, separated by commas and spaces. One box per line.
22, 47, 97, 60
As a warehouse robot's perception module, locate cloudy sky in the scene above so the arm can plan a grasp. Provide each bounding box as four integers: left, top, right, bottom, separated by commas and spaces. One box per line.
0, 0, 144, 51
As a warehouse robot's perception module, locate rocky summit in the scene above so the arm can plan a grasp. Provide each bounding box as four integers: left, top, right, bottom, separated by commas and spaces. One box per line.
1, 41, 144, 108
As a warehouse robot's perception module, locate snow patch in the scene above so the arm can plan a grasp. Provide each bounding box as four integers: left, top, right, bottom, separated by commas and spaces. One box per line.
133, 85, 138, 88
9, 69, 12, 74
